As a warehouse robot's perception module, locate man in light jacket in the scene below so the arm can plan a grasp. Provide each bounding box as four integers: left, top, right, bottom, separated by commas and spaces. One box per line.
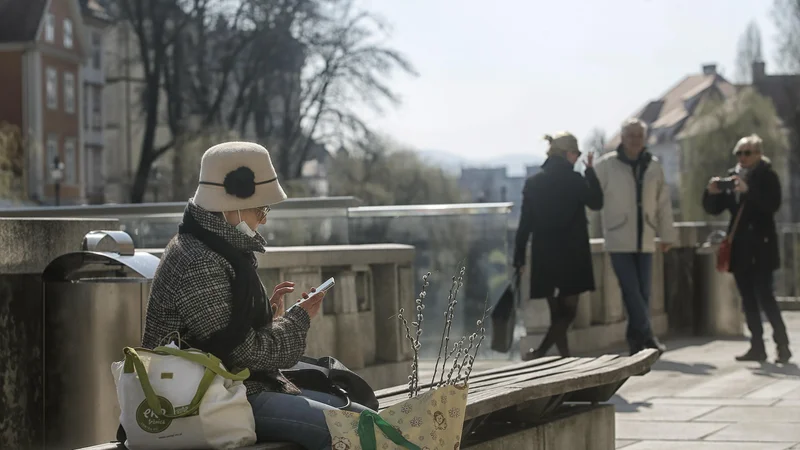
595, 118, 677, 356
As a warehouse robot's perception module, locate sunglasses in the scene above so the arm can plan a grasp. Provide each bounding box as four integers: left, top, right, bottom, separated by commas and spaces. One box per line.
735, 150, 753, 157
256, 205, 271, 220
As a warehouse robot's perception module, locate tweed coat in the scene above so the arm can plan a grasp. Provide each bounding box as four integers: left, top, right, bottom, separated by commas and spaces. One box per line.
142, 200, 311, 396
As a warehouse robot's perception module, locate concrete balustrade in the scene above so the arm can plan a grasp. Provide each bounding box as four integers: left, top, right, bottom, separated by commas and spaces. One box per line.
520, 225, 745, 355
143, 244, 418, 390
0, 218, 417, 449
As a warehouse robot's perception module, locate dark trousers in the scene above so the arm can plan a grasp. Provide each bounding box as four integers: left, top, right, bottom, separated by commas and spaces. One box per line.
537, 295, 579, 356
610, 252, 654, 348
733, 270, 789, 349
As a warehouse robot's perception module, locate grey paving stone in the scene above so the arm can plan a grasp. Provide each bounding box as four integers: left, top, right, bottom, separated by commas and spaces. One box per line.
705, 422, 800, 442
696, 406, 800, 423
745, 379, 800, 399
615, 404, 718, 422
621, 441, 795, 450
676, 369, 774, 398
615, 420, 728, 441
615, 440, 639, 449
646, 397, 776, 407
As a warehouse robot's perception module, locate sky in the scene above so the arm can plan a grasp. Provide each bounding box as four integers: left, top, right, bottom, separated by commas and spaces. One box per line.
355, 0, 781, 162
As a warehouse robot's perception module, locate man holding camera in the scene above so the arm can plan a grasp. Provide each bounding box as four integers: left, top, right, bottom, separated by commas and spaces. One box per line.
703, 134, 791, 364
595, 118, 677, 356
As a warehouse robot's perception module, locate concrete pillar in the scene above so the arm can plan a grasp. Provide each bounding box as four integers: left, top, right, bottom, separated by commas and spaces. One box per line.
333, 271, 365, 369
0, 218, 118, 450
372, 264, 407, 362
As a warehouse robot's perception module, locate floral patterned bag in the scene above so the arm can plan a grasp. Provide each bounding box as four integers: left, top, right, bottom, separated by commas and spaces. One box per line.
324, 384, 468, 450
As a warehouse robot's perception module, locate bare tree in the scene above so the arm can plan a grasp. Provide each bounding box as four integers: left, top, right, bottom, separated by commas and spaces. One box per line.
584, 128, 607, 155
117, 0, 415, 202
240, 0, 418, 180
774, 0, 800, 71
679, 89, 787, 220
735, 21, 764, 83
329, 134, 463, 206
117, 0, 273, 202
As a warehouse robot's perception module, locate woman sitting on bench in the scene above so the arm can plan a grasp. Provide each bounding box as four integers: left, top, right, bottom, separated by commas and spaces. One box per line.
142, 142, 371, 449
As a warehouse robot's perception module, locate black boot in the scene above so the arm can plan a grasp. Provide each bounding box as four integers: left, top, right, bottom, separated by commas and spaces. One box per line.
777, 345, 792, 364
735, 346, 767, 362
644, 337, 666, 356
522, 347, 548, 361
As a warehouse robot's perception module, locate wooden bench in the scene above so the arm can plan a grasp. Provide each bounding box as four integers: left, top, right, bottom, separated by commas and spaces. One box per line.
77, 350, 659, 449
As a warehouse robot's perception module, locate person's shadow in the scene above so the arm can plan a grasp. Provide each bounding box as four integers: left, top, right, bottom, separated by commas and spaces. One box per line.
609, 394, 653, 413
651, 359, 717, 376
749, 361, 800, 378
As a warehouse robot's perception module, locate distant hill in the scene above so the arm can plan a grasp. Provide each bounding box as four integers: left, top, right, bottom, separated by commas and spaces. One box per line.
417, 150, 544, 177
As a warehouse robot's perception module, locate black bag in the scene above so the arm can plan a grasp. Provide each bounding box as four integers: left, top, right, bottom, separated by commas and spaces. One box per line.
282, 355, 380, 411
490, 272, 521, 353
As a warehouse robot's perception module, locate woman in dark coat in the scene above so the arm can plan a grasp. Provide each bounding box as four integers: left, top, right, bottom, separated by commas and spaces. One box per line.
702, 134, 791, 364
513, 132, 604, 360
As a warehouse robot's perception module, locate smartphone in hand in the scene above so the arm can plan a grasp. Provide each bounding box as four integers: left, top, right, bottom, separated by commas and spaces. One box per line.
286, 278, 335, 312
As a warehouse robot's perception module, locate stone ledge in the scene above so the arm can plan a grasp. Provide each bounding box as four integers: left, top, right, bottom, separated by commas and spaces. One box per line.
0, 218, 119, 274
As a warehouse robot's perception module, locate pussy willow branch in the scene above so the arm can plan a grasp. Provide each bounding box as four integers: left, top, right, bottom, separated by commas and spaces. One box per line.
411, 272, 430, 397
429, 271, 461, 388
397, 308, 416, 398
461, 297, 490, 385
437, 267, 465, 387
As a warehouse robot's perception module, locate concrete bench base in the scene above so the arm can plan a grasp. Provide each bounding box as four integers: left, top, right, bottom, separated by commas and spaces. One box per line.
464, 404, 615, 450
81, 404, 614, 450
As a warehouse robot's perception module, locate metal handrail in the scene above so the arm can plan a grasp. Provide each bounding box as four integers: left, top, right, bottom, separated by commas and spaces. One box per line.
0, 196, 362, 218
0, 199, 513, 220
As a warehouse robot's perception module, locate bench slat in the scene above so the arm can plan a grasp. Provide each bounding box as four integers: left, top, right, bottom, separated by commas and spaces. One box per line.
377, 355, 619, 409
460, 350, 658, 420
375, 356, 563, 399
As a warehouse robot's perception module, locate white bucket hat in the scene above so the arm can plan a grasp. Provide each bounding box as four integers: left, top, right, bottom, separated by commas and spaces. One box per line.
193, 141, 287, 212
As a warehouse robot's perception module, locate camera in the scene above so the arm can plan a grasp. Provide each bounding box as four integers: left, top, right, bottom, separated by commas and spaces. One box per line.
716, 176, 736, 191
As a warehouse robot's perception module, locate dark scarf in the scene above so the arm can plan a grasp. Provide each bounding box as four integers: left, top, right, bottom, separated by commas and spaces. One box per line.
178, 207, 270, 366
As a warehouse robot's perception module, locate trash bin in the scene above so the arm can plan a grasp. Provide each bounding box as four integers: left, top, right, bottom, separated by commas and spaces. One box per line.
41, 230, 161, 450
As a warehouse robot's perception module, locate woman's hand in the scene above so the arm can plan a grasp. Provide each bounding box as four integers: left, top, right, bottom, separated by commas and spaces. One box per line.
296, 288, 325, 319
270, 281, 295, 318
707, 177, 722, 194
585, 151, 594, 168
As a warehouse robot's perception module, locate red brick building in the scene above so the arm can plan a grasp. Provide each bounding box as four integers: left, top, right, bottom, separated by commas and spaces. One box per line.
0, 0, 89, 204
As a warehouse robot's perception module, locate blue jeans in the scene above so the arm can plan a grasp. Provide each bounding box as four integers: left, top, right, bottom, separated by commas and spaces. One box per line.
610, 252, 654, 347
248, 389, 371, 450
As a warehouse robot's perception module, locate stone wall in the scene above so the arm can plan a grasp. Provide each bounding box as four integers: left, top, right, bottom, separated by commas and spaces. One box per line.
520, 224, 744, 355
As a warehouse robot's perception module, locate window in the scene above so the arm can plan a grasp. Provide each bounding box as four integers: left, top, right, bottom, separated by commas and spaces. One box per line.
91, 32, 102, 69
64, 72, 75, 114
63, 19, 73, 48
90, 146, 103, 191
44, 13, 54, 42
64, 138, 77, 184
83, 87, 90, 129
46, 67, 57, 109
92, 86, 102, 130
46, 135, 58, 176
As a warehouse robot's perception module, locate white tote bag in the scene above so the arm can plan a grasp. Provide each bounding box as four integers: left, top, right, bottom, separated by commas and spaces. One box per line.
111, 344, 257, 450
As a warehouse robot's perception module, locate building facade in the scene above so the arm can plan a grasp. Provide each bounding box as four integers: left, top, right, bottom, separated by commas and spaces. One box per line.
79, 0, 111, 204
0, 0, 92, 205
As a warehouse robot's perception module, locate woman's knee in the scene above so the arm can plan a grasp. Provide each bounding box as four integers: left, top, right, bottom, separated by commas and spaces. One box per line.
249, 392, 333, 448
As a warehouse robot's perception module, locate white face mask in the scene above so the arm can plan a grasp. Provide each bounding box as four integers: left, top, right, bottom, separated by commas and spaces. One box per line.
231, 210, 256, 238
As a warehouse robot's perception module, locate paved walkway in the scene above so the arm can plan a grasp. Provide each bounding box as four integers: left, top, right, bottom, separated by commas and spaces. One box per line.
613, 311, 800, 449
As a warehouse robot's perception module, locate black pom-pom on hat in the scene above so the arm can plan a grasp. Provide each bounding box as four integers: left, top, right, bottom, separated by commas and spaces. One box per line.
223, 166, 256, 198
